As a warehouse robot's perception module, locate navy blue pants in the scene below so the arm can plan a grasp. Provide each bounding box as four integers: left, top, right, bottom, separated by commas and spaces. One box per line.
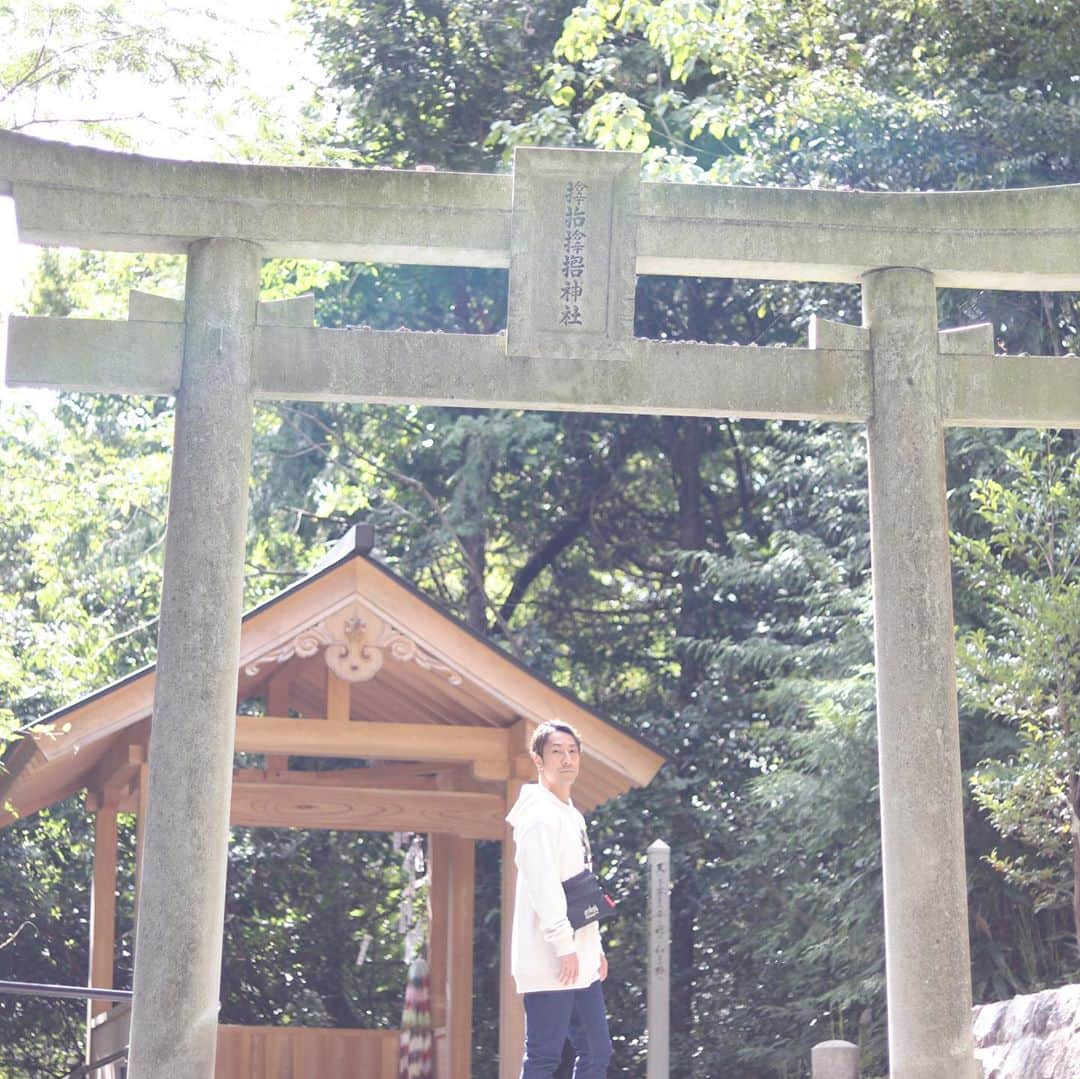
521, 979, 612, 1078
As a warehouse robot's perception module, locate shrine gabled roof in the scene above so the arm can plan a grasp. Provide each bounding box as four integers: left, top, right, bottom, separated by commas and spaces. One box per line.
0, 527, 666, 825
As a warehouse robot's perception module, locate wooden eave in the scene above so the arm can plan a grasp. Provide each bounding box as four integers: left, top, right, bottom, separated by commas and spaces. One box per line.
1, 537, 665, 827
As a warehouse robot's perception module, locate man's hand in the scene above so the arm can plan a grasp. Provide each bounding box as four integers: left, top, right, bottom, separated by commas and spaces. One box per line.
599, 954, 608, 982
558, 952, 579, 985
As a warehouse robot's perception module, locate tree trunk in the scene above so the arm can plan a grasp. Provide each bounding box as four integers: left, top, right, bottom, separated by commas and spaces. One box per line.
462, 527, 487, 634
454, 424, 497, 635
662, 408, 710, 1049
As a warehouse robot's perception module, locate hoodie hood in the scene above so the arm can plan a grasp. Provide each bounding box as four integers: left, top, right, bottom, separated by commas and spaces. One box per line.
506, 782, 574, 833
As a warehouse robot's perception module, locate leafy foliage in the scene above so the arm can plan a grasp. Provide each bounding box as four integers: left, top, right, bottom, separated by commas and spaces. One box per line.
956, 439, 1080, 934
293, 0, 577, 168
0, 0, 230, 148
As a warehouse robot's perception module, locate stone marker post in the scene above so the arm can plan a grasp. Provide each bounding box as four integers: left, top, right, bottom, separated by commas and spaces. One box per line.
862, 268, 977, 1079
812, 1040, 859, 1079
125, 238, 262, 1079
647, 839, 670, 1079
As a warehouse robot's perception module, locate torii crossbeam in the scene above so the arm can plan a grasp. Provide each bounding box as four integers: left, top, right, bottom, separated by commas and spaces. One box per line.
3, 129, 1079, 1079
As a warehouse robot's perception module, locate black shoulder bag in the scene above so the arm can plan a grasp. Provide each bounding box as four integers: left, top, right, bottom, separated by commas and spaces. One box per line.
562, 869, 617, 931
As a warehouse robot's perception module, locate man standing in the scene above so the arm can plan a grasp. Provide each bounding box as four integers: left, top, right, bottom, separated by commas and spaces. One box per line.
507, 720, 612, 1077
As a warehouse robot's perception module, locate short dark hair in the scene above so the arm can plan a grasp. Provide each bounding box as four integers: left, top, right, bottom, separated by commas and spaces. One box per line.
531, 720, 582, 757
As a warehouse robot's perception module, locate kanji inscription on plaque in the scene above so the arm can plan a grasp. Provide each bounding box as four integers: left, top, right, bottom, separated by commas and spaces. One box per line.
507, 147, 639, 361
559, 180, 588, 327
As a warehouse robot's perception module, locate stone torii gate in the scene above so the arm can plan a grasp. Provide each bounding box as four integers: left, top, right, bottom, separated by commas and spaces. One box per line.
2, 130, 1080, 1079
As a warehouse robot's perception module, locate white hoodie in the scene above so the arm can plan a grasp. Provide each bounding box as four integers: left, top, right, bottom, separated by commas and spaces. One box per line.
506, 783, 605, 994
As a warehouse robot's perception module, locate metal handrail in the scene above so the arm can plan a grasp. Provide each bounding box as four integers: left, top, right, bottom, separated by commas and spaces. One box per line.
0, 979, 132, 1002
63, 1045, 129, 1079
0, 982, 132, 1077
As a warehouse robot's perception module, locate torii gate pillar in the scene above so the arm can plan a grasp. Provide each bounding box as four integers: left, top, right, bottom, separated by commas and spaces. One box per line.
125, 238, 262, 1078
863, 267, 977, 1078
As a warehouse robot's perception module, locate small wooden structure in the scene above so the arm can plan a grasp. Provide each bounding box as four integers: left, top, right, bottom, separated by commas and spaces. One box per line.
0, 527, 665, 1078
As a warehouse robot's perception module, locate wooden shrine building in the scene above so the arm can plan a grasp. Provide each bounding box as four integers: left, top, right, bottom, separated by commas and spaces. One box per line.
0, 526, 665, 1078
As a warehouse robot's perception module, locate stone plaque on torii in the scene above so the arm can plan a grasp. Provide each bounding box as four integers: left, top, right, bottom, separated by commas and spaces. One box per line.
2, 129, 1079, 1079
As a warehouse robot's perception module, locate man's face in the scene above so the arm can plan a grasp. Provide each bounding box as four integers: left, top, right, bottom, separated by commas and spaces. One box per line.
533, 730, 580, 790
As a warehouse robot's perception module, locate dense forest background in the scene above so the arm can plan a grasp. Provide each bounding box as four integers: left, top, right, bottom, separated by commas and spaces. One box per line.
2, 1, 1080, 1076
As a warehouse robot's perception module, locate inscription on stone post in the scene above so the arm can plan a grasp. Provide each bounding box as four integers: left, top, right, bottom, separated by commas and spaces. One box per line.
508, 147, 639, 361
647, 838, 671, 1079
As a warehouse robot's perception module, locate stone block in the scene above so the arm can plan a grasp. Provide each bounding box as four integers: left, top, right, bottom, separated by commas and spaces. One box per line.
637, 179, 1080, 290
0, 130, 510, 266
256, 294, 315, 327
808, 315, 869, 351
507, 147, 639, 361
128, 290, 184, 323
126, 291, 315, 328
973, 983, 1080, 1078
939, 323, 994, 355
811, 1040, 858, 1079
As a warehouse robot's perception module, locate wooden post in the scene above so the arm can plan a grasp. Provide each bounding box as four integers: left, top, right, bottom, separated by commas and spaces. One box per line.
428, 833, 450, 1031
447, 835, 475, 1079
499, 777, 526, 1079
87, 807, 118, 1020
326, 669, 351, 725
265, 669, 290, 775
132, 757, 149, 926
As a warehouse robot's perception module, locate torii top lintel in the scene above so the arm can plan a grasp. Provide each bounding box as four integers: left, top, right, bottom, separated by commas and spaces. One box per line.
3, 129, 1080, 291
3, 131, 1079, 430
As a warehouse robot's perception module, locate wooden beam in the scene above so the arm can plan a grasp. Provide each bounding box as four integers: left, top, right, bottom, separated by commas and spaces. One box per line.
228, 782, 504, 839
323, 572, 665, 789
471, 759, 511, 782
235, 716, 509, 764
348, 762, 452, 779
499, 779, 526, 1079
265, 671, 291, 776
447, 835, 475, 1079
0, 779, 84, 828
0, 737, 42, 811
428, 834, 451, 1031
133, 761, 149, 921
436, 763, 502, 793
88, 808, 118, 1019
87, 741, 145, 808
29, 672, 155, 765
215, 1025, 403, 1078
326, 671, 351, 724
345, 668, 473, 727
233, 766, 440, 791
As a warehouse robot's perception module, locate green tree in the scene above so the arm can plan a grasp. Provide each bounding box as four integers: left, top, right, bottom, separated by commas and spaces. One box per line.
1, 0, 230, 148
955, 438, 1080, 945
293, 0, 577, 168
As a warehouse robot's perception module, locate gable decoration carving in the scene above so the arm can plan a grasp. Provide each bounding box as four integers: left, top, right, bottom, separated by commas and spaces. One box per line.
244, 601, 463, 686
